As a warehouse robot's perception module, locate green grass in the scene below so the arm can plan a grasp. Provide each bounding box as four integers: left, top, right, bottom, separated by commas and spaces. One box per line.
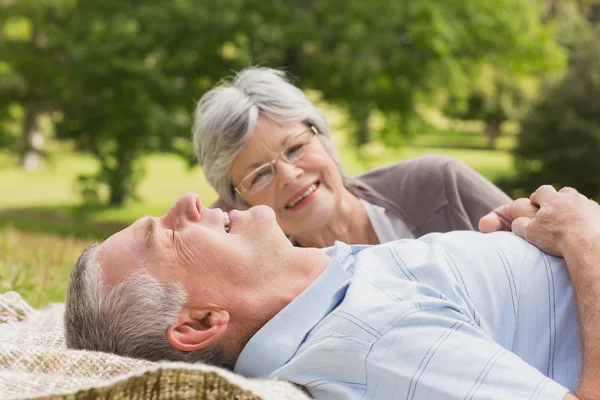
0, 130, 515, 308
0, 151, 219, 211
0, 152, 220, 240
0, 226, 89, 308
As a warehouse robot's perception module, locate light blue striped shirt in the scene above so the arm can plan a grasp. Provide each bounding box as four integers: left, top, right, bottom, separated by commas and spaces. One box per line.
235, 231, 581, 399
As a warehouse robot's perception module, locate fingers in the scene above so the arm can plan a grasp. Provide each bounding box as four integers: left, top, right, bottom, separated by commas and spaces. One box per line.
530, 185, 557, 207
558, 187, 579, 195
531, 185, 581, 206
479, 198, 538, 233
512, 198, 539, 219
511, 216, 533, 241
479, 205, 513, 233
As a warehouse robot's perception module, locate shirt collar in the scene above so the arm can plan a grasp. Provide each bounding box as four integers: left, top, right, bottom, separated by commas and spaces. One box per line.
234, 242, 354, 377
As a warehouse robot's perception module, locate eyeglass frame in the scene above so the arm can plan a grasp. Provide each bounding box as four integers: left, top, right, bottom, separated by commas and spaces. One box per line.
233, 125, 318, 196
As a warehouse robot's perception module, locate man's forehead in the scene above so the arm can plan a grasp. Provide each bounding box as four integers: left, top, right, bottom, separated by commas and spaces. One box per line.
99, 223, 146, 286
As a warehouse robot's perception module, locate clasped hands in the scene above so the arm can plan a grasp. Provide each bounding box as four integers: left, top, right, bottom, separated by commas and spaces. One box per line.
479, 185, 600, 258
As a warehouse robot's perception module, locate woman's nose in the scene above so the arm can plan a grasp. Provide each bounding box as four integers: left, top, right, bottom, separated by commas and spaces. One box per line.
276, 161, 302, 188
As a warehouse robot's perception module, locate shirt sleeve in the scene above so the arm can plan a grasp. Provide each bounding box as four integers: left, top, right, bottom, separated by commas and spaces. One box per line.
360, 306, 570, 400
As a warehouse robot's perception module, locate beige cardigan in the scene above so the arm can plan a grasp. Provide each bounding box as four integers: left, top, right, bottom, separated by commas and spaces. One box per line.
346, 154, 511, 237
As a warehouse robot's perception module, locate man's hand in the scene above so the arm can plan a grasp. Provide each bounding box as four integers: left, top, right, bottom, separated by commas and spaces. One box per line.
479, 197, 538, 234
479, 185, 600, 257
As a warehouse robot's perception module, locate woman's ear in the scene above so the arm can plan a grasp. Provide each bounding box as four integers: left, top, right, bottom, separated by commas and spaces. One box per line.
167, 308, 229, 352
331, 147, 341, 165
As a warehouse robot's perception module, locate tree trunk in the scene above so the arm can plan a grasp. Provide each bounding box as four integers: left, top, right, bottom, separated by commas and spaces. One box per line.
107, 147, 136, 206
545, 0, 560, 20
588, 4, 600, 25
21, 103, 45, 171
485, 120, 502, 149
108, 173, 131, 206
283, 45, 303, 78
352, 104, 372, 147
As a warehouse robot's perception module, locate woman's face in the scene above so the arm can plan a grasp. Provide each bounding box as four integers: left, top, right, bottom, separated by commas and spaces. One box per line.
230, 115, 346, 238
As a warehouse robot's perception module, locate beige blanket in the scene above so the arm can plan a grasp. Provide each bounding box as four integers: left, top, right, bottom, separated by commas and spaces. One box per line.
0, 291, 310, 400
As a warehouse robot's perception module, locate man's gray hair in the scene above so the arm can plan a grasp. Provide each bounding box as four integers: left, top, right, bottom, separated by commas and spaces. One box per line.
64, 243, 235, 369
192, 67, 355, 209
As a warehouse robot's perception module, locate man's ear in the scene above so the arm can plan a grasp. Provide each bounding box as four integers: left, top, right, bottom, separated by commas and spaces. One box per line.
167, 308, 229, 352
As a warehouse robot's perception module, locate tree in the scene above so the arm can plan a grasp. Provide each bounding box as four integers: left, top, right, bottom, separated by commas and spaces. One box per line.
499, 23, 600, 199
0, 0, 72, 170
442, 66, 532, 149
52, 0, 245, 205
300, 0, 564, 146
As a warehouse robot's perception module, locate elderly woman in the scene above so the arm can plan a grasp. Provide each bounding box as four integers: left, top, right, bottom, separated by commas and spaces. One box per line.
193, 67, 511, 248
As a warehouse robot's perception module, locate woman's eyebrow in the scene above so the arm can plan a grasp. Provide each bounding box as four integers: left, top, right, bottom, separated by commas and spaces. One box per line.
241, 131, 303, 174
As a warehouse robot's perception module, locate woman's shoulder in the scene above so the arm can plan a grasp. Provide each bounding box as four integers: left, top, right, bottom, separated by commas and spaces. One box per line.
357, 154, 465, 184
353, 154, 490, 227
351, 155, 459, 225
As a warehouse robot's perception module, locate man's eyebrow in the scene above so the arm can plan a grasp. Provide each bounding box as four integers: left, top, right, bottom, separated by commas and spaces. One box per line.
143, 216, 157, 246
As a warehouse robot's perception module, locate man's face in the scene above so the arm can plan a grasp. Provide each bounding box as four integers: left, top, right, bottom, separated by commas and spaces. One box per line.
99, 193, 290, 308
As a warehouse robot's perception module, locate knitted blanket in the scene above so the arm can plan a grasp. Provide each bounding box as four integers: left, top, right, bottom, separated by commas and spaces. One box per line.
0, 291, 310, 400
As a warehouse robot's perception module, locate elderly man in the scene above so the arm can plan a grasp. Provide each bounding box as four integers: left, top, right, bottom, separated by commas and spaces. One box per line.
65, 191, 595, 400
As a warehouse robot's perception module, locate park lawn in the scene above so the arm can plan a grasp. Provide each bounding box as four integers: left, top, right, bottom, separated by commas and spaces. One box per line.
0, 143, 514, 308
0, 226, 89, 308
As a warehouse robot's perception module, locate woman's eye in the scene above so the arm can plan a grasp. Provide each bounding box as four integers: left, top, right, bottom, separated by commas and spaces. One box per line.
252, 170, 271, 185
286, 144, 303, 156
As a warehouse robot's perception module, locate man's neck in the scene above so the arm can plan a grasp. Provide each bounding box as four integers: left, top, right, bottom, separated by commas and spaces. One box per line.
260, 246, 331, 317
227, 246, 332, 355
294, 191, 378, 248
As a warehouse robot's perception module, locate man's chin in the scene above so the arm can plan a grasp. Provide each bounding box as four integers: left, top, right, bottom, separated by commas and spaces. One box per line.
248, 205, 276, 220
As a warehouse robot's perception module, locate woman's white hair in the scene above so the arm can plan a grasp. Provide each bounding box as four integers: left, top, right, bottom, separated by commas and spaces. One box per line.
64, 243, 235, 369
192, 67, 353, 209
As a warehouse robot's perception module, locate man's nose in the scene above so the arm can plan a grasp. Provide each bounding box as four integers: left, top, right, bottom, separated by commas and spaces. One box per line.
276, 160, 302, 188
163, 192, 202, 223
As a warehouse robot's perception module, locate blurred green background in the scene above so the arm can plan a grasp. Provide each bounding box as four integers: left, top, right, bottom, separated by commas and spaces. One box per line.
2, 0, 600, 307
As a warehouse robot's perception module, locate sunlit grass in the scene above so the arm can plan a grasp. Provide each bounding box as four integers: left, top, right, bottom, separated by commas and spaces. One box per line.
0, 226, 89, 308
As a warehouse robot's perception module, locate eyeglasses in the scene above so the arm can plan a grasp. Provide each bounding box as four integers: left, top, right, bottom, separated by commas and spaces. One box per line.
234, 126, 318, 195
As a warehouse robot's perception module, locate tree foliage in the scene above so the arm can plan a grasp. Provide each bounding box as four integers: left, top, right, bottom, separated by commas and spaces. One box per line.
301, 0, 563, 145
500, 22, 600, 199
1, 0, 247, 204
443, 66, 533, 149
52, 0, 246, 205
0, 0, 73, 168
